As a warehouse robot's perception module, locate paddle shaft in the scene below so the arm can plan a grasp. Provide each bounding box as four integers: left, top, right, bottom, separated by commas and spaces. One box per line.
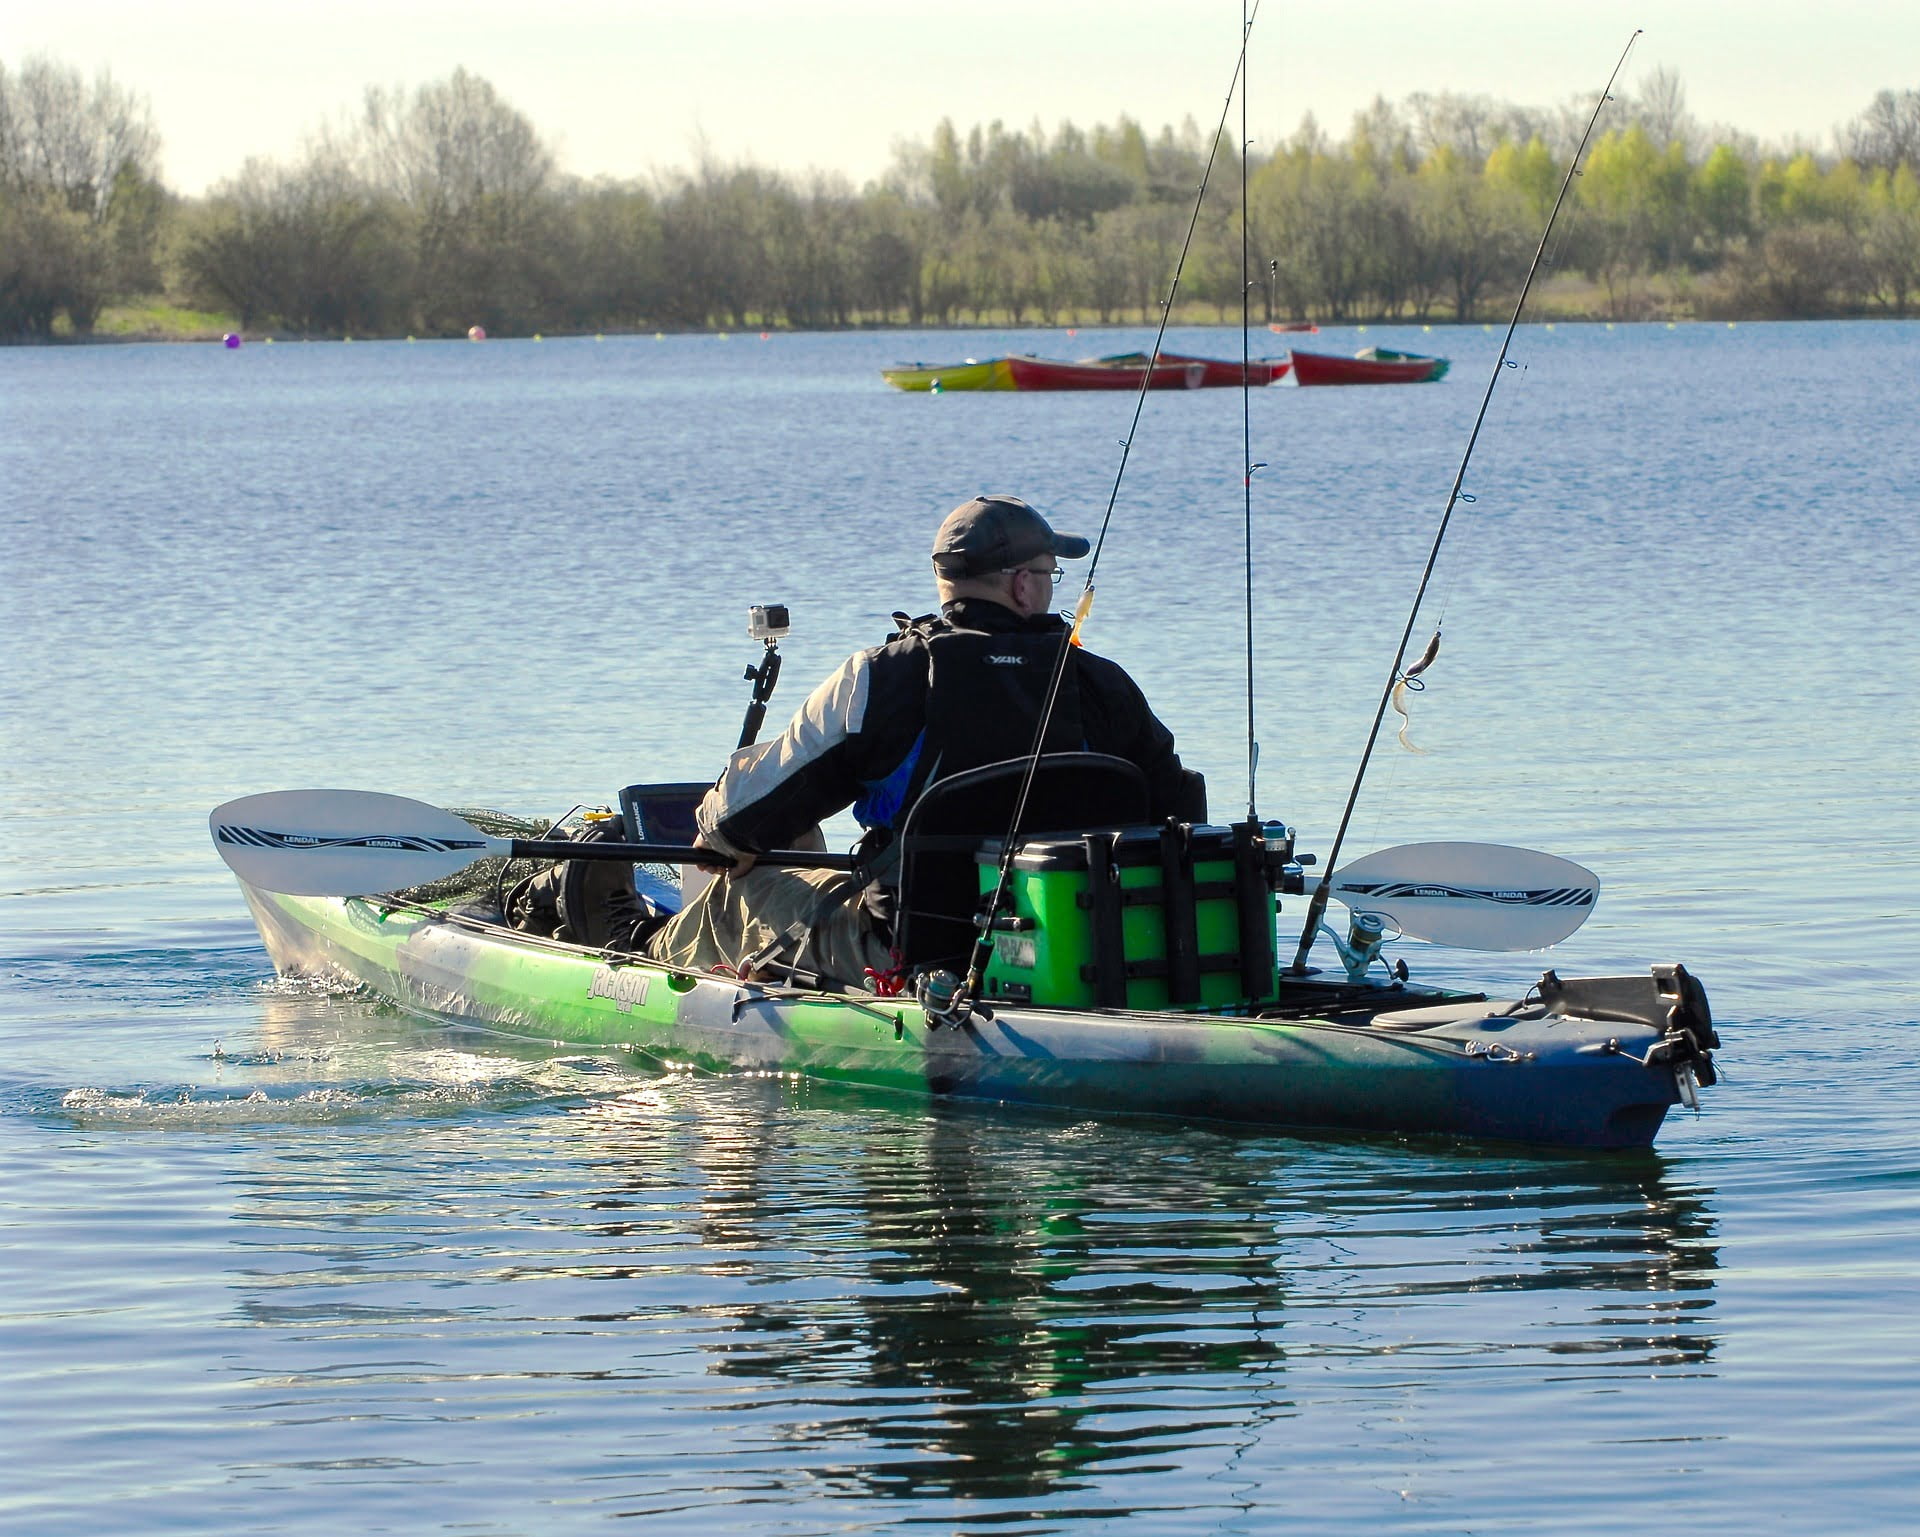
508, 837, 857, 873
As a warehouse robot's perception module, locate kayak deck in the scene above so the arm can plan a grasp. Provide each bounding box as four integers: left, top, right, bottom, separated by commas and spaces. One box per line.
239, 884, 1705, 1150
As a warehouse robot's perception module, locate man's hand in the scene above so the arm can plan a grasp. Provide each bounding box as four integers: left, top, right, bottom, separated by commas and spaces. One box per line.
693, 838, 756, 878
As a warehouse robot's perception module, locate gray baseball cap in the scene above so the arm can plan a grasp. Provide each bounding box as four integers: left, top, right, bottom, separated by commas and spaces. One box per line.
930, 495, 1091, 578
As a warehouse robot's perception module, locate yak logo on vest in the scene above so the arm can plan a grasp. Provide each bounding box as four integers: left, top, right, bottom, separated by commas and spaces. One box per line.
587, 965, 652, 1013
985, 654, 1025, 665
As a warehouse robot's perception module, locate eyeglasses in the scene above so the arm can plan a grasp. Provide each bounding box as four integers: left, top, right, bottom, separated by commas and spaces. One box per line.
1007, 565, 1063, 586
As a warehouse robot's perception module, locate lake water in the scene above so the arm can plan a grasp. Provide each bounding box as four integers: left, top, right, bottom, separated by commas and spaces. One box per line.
3, 320, 1917, 1533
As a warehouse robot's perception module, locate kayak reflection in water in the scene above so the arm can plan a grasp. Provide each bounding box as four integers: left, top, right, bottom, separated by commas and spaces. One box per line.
642, 494, 1207, 986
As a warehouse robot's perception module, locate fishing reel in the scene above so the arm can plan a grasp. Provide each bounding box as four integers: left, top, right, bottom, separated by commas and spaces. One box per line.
1318, 910, 1408, 985
1260, 819, 1312, 895
915, 968, 984, 1030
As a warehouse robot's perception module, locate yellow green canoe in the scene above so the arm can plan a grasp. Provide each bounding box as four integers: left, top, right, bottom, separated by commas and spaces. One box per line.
881, 357, 1016, 392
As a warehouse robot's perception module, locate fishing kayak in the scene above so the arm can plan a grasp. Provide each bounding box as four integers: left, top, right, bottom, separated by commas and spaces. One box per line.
231, 864, 1715, 1151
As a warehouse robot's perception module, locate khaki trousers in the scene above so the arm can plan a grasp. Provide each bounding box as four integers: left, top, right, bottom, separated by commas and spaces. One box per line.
643, 865, 894, 987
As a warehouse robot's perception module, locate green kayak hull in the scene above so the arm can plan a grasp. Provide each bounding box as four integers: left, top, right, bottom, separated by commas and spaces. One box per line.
238, 884, 1697, 1149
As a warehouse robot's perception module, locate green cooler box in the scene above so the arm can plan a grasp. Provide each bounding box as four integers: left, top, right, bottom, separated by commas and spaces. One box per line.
977, 822, 1280, 1010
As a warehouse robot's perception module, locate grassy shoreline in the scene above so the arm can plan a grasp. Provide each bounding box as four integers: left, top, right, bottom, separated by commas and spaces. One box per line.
25, 274, 1909, 344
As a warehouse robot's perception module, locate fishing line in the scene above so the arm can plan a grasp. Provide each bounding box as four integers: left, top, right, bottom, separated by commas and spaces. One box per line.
1083, 0, 1262, 579
950, 2, 1264, 1008
1286, 29, 1644, 975
1425, 342, 1541, 635
1406, 206, 1563, 755
1540, 144, 1588, 286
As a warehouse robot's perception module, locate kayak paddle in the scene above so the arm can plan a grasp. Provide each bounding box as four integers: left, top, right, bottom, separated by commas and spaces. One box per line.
210, 788, 855, 897
1320, 841, 1600, 951
213, 792, 1598, 952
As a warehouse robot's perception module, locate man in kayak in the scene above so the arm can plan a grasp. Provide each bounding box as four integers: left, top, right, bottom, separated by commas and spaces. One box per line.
643, 494, 1206, 985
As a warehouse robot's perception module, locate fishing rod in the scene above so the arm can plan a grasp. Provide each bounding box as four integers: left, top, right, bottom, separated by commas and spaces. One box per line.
1285, 29, 1644, 975
1239, 0, 1261, 820
938, 2, 1264, 1019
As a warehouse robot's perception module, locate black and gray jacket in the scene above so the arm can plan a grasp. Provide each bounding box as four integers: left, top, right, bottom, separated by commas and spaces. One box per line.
694, 597, 1206, 859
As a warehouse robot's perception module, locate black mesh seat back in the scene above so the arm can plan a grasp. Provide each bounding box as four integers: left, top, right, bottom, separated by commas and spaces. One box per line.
893, 753, 1151, 970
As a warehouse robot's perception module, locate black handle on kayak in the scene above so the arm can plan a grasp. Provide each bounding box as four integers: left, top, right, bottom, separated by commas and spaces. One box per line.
506, 838, 857, 872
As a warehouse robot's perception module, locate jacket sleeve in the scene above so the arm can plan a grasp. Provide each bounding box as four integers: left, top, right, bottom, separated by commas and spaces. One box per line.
696, 648, 876, 856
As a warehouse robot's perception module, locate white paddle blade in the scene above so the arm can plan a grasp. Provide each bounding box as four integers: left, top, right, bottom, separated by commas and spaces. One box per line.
210, 789, 507, 896
1327, 841, 1600, 952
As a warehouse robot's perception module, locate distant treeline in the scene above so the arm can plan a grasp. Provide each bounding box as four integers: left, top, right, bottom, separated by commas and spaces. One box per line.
2, 56, 1917, 339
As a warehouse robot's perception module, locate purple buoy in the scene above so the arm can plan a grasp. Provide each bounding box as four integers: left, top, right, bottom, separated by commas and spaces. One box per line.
222, 333, 241, 349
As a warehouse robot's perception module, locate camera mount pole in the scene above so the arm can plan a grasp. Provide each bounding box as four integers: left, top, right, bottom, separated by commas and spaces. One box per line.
737, 605, 789, 749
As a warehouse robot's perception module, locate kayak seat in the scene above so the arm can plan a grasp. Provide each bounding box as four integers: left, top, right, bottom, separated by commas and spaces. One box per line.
891, 752, 1151, 973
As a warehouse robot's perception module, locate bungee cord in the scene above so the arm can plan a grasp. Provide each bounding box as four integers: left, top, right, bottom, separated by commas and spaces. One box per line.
1285, 28, 1645, 974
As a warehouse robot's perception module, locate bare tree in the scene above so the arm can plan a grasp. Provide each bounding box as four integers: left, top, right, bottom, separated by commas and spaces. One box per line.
1624, 66, 1699, 155
1864, 166, 1920, 313
0, 56, 159, 221
1405, 92, 1551, 170
353, 68, 557, 330
1843, 88, 1920, 171
181, 149, 406, 334
1727, 223, 1871, 316
0, 56, 163, 332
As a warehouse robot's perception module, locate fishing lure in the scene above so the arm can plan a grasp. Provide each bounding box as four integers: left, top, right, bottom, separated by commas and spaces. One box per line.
1068, 585, 1095, 647
1389, 630, 1441, 753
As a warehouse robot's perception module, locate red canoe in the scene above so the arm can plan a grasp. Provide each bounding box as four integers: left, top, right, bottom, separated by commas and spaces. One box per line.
1006, 355, 1206, 391
1286, 347, 1449, 385
1094, 351, 1291, 387
1268, 321, 1319, 333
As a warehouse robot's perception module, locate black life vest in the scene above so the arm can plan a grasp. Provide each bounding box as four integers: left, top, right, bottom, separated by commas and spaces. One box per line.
910, 621, 1082, 790
851, 612, 1088, 887
901, 619, 1085, 812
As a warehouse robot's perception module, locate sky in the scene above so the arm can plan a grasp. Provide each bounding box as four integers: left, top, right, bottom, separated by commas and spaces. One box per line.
10, 0, 1916, 196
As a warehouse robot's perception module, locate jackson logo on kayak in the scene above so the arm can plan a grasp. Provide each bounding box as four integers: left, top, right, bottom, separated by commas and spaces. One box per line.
587, 965, 651, 1012
213, 823, 488, 853
1339, 880, 1595, 908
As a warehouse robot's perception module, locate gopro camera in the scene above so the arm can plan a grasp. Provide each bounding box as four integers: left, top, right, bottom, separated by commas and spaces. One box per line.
747, 604, 791, 641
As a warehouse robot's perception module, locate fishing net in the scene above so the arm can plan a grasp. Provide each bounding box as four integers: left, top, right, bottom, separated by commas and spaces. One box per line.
387, 807, 557, 907
386, 807, 680, 915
